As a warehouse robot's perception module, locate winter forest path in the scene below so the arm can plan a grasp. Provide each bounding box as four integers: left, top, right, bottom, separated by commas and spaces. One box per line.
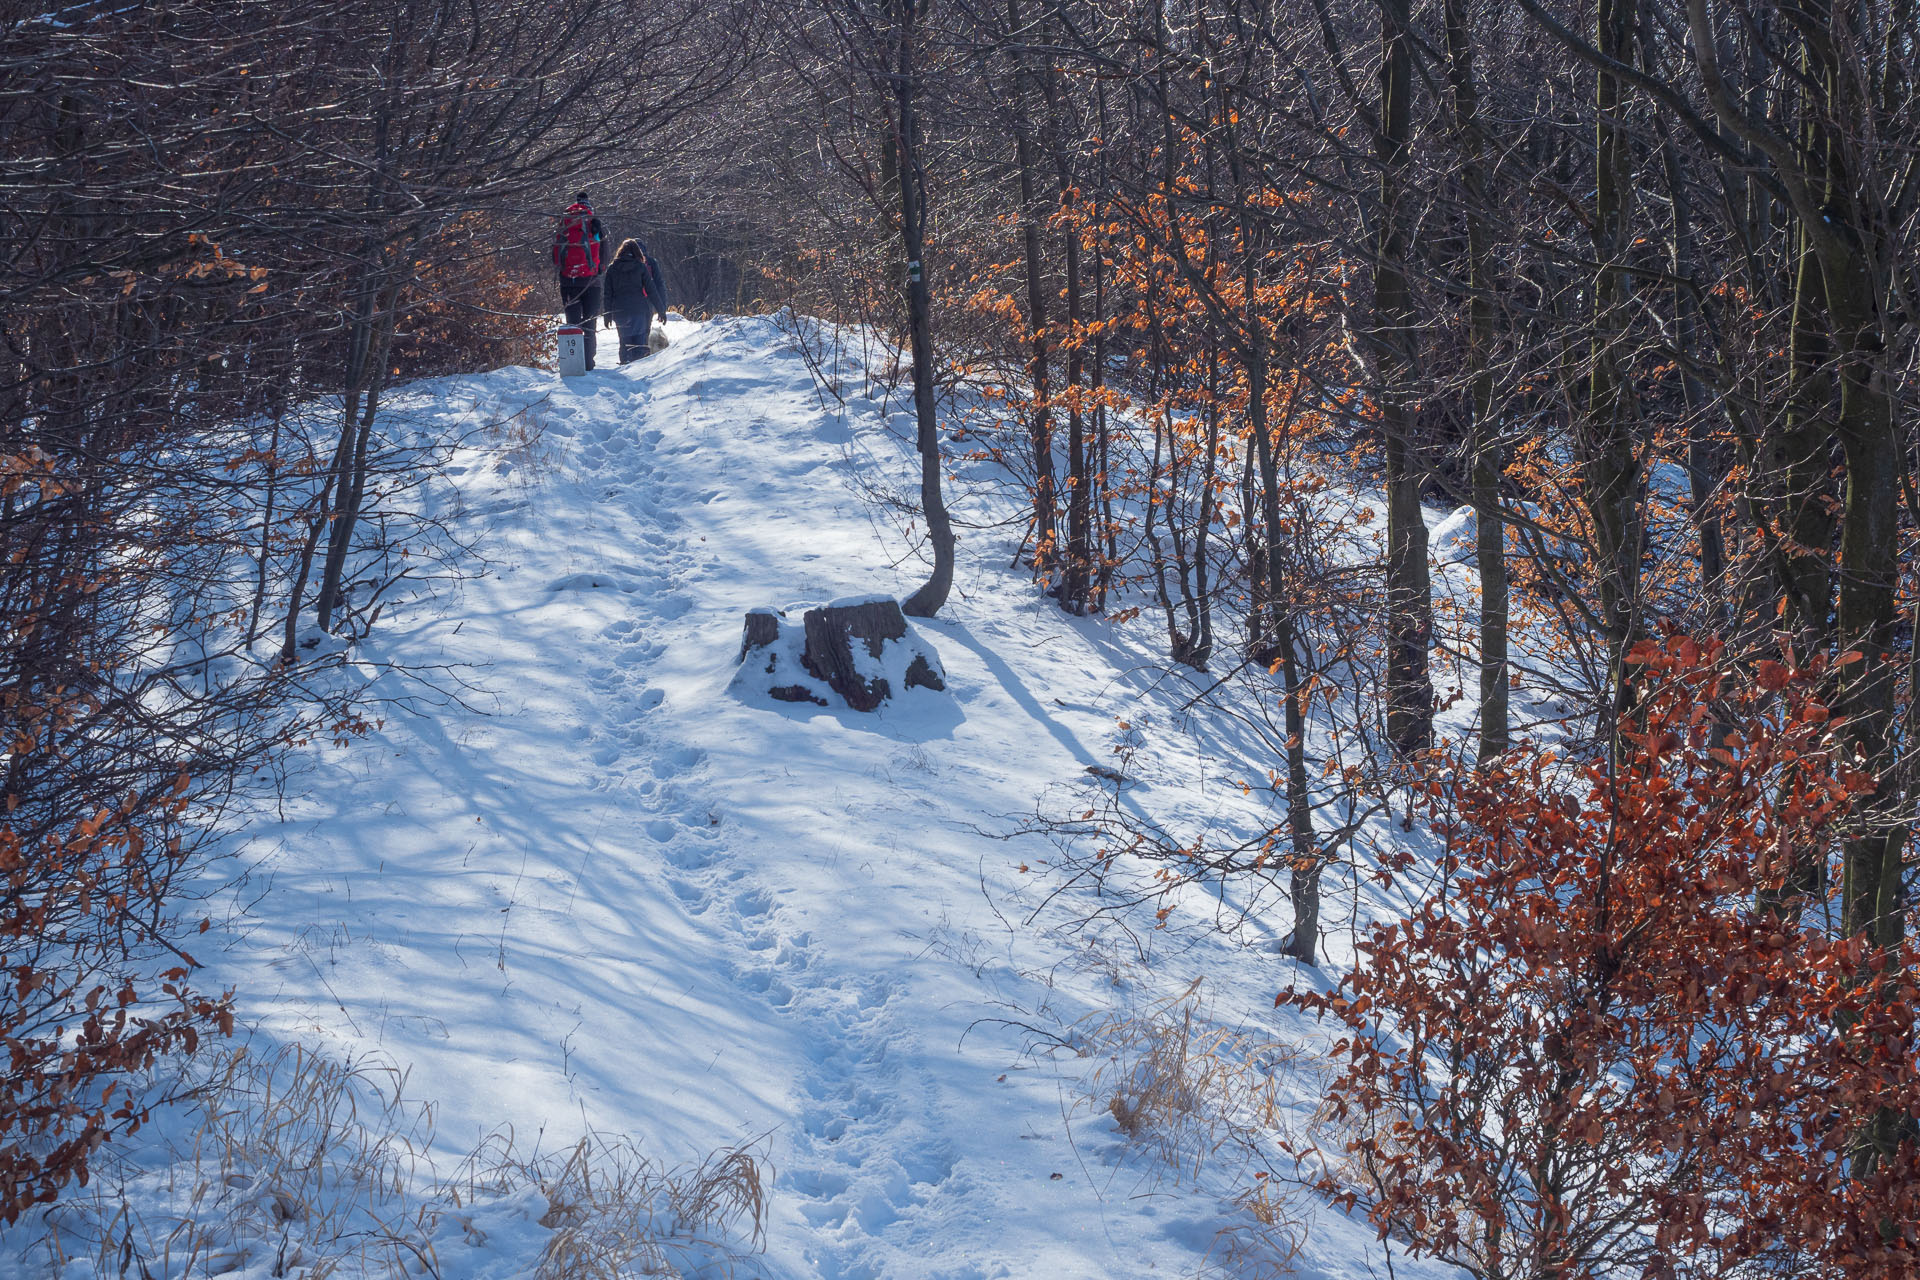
229, 316, 1450, 1280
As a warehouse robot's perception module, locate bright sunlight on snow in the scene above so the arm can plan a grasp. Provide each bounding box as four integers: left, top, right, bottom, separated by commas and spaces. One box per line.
9, 316, 1464, 1280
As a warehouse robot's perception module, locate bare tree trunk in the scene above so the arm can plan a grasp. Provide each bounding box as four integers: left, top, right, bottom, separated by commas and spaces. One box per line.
246, 394, 287, 648
1090, 152, 1117, 613
1277, 610, 1320, 964
1141, 290, 1210, 669
1059, 213, 1090, 612
1443, 0, 1508, 763
1585, 0, 1645, 765
282, 483, 334, 663
1375, 0, 1434, 756
1005, 0, 1057, 573
1188, 337, 1219, 666
309, 275, 378, 635
1040, 45, 1091, 614
317, 288, 397, 633
892, 0, 955, 618
1637, 6, 1729, 631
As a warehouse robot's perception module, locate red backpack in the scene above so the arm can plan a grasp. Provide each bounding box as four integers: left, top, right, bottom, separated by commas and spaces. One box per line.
554, 205, 600, 279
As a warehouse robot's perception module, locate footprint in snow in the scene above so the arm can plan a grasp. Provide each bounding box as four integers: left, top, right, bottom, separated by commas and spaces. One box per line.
901, 1147, 958, 1187
610, 645, 653, 670
667, 879, 709, 911
546, 570, 650, 594
853, 1193, 898, 1231
787, 1169, 849, 1199
648, 748, 703, 779
663, 844, 716, 872
736, 968, 793, 1007
802, 1109, 849, 1142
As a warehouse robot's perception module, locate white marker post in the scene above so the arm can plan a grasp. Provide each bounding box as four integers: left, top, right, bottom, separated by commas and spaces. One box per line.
556, 326, 587, 378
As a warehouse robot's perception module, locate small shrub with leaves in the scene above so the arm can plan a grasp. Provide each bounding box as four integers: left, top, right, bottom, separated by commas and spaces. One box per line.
1286, 637, 1920, 1278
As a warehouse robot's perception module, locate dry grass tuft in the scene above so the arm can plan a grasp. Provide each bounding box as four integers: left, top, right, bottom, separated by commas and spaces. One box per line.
1076, 978, 1308, 1277
526, 1132, 769, 1280
1202, 1177, 1307, 1279
472, 395, 558, 487
1082, 980, 1282, 1173
672, 1145, 768, 1248
31, 1042, 435, 1279
19, 1042, 769, 1280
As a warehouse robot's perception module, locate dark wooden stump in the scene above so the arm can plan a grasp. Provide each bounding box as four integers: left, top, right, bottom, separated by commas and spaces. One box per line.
905, 653, 945, 692
740, 608, 781, 662
801, 598, 908, 712
739, 597, 943, 712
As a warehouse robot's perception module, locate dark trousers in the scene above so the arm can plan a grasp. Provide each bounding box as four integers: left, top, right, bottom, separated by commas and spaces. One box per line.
615, 312, 653, 364
560, 277, 602, 367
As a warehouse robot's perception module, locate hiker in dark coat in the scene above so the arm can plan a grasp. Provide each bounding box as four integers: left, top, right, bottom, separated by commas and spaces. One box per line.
602, 238, 669, 364
552, 191, 609, 369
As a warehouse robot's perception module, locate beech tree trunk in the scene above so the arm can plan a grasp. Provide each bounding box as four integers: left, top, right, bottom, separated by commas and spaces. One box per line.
1375, 0, 1434, 757
1005, 0, 1057, 573
890, 0, 955, 618
1585, 0, 1644, 766
1443, 0, 1508, 764
1042, 47, 1092, 615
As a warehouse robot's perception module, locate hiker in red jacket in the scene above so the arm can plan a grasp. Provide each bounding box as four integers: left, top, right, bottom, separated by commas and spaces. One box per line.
552, 192, 608, 370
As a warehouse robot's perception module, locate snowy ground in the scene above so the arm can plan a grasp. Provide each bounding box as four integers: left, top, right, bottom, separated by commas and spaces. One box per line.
8, 315, 1470, 1280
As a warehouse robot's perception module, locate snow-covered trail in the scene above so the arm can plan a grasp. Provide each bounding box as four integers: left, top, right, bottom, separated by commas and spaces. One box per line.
216, 315, 1450, 1280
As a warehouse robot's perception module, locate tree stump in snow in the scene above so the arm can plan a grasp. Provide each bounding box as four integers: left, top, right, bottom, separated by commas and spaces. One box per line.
903, 652, 944, 693
740, 607, 781, 661
801, 598, 908, 712
735, 597, 945, 711
739, 607, 826, 704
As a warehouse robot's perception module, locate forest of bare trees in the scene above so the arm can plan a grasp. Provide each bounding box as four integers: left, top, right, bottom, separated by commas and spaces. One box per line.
688, 0, 1920, 1268
0, 0, 755, 1218
5, 0, 1919, 1271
